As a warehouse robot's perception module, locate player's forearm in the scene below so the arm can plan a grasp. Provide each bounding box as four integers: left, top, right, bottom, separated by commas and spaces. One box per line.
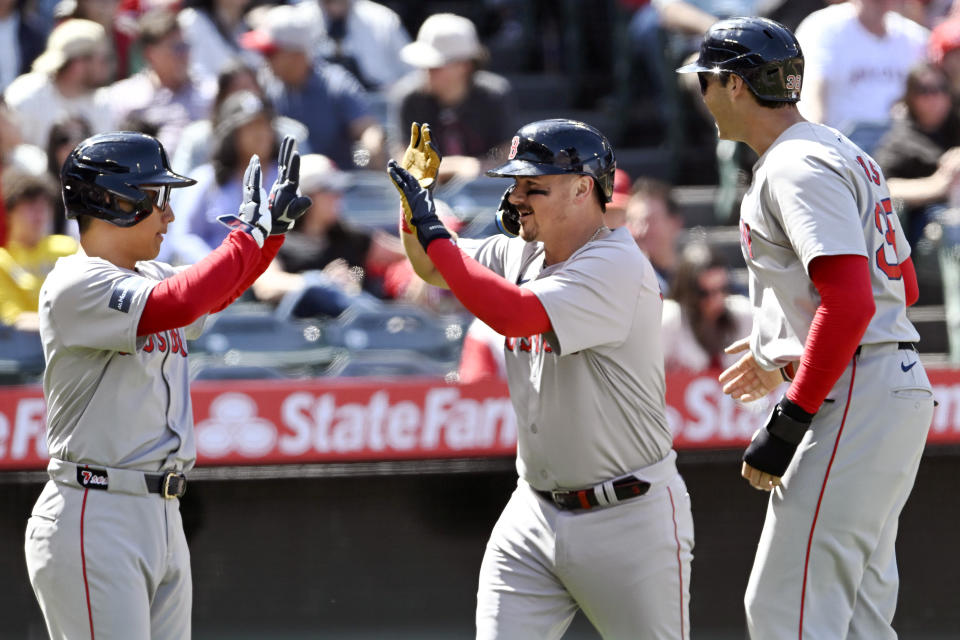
402, 224, 449, 288
138, 231, 277, 335
426, 239, 551, 337
210, 235, 285, 313
786, 255, 875, 414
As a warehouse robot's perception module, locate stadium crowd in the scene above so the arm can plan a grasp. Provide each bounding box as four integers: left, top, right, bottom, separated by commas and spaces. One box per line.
4, 0, 960, 377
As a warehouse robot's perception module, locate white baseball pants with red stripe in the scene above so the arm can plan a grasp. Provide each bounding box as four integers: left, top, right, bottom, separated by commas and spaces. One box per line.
24, 481, 191, 640
745, 342, 934, 639
476, 451, 693, 640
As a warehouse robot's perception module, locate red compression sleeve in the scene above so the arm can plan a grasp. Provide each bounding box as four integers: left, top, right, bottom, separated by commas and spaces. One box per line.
210, 235, 284, 314
426, 240, 552, 337
138, 231, 276, 336
786, 254, 875, 414
901, 256, 919, 306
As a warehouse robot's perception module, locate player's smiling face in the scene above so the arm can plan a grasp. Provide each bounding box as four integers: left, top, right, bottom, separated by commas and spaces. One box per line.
508, 175, 576, 244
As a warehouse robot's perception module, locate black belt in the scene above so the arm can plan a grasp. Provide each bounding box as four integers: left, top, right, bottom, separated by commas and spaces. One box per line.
535, 475, 651, 511
855, 342, 917, 357
145, 472, 187, 499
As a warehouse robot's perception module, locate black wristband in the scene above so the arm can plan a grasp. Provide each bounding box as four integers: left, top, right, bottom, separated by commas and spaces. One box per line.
417, 219, 452, 251
743, 427, 798, 478
742, 397, 816, 477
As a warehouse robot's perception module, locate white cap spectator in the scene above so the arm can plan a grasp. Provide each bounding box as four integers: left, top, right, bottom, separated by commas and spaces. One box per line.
240, 5, 315, 56
32, 19, 109, 75
298, 154, 350, 194
400, 13, 486, 69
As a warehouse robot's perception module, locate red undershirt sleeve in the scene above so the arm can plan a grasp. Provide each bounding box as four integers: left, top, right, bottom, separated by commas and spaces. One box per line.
785, 254, 875, 414
901, 256, 919, 306
209, 235, 284, 314
138, 231, 283, 336
426, 240, 552, 337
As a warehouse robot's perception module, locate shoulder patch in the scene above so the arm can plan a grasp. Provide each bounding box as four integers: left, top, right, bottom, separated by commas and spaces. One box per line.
108, 276, 144, 313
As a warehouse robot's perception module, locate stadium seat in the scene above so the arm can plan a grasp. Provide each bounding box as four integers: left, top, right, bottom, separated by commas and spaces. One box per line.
323, 349, 453, 378
323, 304, 463, 363
0, 327, 45, 385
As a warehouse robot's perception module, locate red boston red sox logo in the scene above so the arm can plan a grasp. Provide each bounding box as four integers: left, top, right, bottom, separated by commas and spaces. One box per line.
508, 136, 520, 160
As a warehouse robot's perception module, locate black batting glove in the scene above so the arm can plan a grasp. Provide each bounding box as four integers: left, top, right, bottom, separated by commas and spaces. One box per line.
268, 136, 312, 235
217, 154, 270, 247
743, 397, 815, 477
495, 185, 520, 237
387, 160, 451, 251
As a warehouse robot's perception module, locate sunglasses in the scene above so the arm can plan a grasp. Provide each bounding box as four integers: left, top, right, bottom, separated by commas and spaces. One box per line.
140, 185, 171, 210
698, 72, 710, 94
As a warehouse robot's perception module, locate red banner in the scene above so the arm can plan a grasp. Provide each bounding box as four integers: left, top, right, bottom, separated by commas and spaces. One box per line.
2, 368, 960, 470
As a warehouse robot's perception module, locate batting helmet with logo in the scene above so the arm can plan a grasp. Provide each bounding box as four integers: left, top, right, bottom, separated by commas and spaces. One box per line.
61, 131, 196, 227
677, 16, 803, 103
486, 119, 617, 202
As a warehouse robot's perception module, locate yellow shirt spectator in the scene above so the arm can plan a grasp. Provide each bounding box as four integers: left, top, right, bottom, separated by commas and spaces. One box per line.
0, 234, 78, 324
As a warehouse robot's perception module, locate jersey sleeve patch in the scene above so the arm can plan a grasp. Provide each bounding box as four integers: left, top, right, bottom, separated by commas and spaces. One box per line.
108, 276, 149, 313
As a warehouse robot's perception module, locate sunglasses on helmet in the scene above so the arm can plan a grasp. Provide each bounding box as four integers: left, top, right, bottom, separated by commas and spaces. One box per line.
140, 185, 171, 210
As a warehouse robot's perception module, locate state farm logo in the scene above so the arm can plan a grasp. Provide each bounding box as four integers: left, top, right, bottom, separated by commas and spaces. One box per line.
195, 393, 278, 458
193, 387, 518, 460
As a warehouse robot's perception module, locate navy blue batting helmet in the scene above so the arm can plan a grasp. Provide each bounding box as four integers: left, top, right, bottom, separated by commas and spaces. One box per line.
677, 17, 804, 103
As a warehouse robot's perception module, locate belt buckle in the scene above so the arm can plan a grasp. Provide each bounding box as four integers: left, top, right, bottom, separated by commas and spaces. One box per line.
162, 472, 186, 499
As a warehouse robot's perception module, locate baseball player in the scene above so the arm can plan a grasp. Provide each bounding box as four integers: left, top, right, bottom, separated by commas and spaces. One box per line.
23, 132, 310, 639
390, 120, 694, 639
678, 18, 935, 639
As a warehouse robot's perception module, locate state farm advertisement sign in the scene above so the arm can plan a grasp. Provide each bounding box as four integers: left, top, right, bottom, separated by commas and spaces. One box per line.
3, 369, 960, 470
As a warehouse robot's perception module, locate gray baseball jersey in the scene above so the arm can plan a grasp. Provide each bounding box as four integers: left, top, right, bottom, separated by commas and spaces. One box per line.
462, 226, 672, 490
25, 251, 205, 640
738, 121, 934, 639
739, 121, 919, 369
462, 227, 693, 639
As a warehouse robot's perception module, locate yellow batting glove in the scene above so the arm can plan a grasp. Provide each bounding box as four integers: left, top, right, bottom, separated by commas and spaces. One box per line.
400, 122, 442, 190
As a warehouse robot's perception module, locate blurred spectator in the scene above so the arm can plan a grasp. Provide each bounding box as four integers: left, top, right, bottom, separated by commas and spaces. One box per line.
661, 242, 752, 373
163, 89, 277, 264
241, 4, 384, 170
99, 9, 215, 155
252, 153, 403, 317
0, 98, 49, 176
4, 19, 114, 148
624, 176, 684, 295
604, 167, 632, 229
0, 168, 77, 328
457, 318, 506, 383
45, 115, 91, 235
53, 0, 134, 79
930, 12, 960, 95
389, 13, 516, 182
300, 0, 412, 91
874, 62, 960, 246
0, 0, 47, 91
795, 0, 929, 128
177, 0, 262, 83
171, 60, 309, 175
